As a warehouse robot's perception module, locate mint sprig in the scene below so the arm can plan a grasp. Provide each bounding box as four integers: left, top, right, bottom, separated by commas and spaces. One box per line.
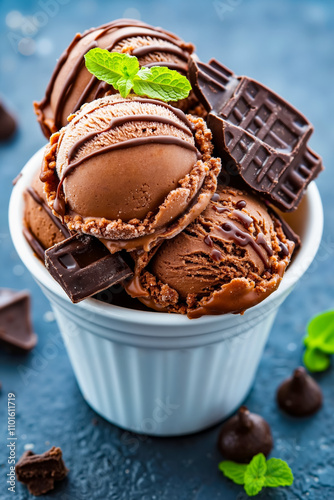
219, 453, 294, 497
303, 310, 334, 372
84, 48, 192, 101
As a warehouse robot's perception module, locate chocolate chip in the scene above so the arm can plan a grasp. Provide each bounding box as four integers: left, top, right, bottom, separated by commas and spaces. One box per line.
218, 406, 273, 463
277, 366, 323, 417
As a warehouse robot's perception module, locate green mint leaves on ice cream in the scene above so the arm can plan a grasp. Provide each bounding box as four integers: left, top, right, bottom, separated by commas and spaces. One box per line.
84, 48, 192, 101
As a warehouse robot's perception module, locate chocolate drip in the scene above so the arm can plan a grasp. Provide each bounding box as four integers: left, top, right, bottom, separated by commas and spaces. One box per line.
26, 187, 70, 238
143, 61, 188, 73
232, 209, 253, 228
204, 235, 213, 247
132, 44, 188, 61
256, 233, 274, 256
279, 240, 289, 256
217, 221, 271, 268
213, 206, 229, 214
67, 113, 193, 162
236, 200, 246, 209
54, 135, 201, 218
211, 193, 220, 202
211, 249, 223, 262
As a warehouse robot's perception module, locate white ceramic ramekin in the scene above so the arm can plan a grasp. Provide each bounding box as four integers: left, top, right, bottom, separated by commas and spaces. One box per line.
9, 147, 323, 436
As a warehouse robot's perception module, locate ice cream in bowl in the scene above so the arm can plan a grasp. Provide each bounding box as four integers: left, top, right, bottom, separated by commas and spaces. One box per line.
9, 19, 324, 435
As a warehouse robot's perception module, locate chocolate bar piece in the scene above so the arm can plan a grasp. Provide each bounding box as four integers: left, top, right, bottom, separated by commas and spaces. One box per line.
16, 447, 68, 496
0, 101, 17, 142
0, 289, 37, 352
189, 57, 323, 211
45, 234, 133, 303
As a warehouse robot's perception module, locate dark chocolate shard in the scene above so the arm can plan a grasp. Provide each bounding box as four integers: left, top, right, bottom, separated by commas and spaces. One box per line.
0, 289, 37, 352
16, 447, 68, 496
0, 101, 17, 142
189, 56, 324, 211
45, 234, 133, 303
188, 57, 239, 113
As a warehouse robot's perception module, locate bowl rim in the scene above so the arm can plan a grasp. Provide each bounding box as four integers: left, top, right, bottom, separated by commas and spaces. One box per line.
9, 146, 324, 327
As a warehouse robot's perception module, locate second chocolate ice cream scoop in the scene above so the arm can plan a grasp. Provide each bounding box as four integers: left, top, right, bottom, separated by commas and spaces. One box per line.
125, 182, 295, 317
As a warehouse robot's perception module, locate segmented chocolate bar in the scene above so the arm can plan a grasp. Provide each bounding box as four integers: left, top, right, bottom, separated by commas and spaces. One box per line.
189, 56, 324, 211
45, 234, 133, 303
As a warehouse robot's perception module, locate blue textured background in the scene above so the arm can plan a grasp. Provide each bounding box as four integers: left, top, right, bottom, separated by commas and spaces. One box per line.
0, 0, 333, 498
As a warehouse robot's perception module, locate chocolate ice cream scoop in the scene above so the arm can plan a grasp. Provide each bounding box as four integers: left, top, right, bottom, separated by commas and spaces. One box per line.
218, 406, 273, 463
34, 18, 197, 138
41, 94, 221, 253
277, 367, 323, 417
125, 183, 294, 318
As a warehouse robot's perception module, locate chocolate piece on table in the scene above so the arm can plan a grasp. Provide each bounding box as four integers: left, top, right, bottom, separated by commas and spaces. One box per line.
277, 366, 322, 417
45, 234, 133, 303
188, 57, 323, 212
0, 101, 17, 142
0, 289, 37, 352
218, 406, 273, 463
16, 447, 68, 496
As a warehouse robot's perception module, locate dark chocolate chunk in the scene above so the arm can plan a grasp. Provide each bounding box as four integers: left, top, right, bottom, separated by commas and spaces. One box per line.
45, 234, 133, 303
189, 56, 323, 212
0, 101, 17, 142
277, 366, 322, 417
0, 289, 37, 352
16, 447, 68, 496
218, 406, 273, 463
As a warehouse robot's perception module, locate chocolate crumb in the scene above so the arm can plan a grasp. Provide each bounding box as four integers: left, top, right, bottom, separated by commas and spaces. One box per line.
16, 446, 68, 496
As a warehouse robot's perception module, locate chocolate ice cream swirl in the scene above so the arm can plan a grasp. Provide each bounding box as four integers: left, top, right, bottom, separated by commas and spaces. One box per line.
34, 18, 196, 137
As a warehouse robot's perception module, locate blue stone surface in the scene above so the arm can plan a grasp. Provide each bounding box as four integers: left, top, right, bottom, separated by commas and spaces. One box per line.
0, 0, 333, 498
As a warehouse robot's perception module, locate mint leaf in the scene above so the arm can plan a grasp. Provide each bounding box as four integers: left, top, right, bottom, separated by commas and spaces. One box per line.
133, 66, 192, 102
218, 461, 247, 485
264, 458, 294, 487
218, 453, 294, 497
117, 78, 134, 98
84, 48, 192, 102
303, 347, 331, 372
305, 311, 334, 353
302, 310, 334, 372
244, 454, 267, 496
244, 478, 266, 497
84, 49, 139, 97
